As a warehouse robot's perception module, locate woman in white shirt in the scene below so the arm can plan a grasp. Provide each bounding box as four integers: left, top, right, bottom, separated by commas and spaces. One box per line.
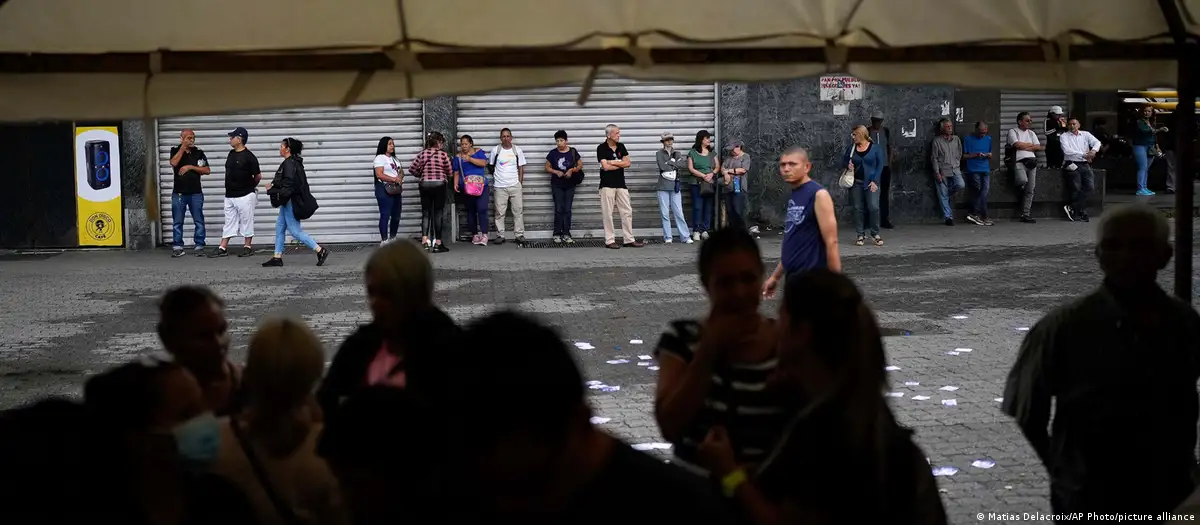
373, 137, 404, 245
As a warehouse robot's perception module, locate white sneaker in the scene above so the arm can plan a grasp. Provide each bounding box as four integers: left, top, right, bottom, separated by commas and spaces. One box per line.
749, 225, 760, 234
664, 238, 673, 244
700, 231, 710, 240
552, 236, 562, 244
380, 241, 388, 247
683, 237, 695, 244
691, 232, 701, 241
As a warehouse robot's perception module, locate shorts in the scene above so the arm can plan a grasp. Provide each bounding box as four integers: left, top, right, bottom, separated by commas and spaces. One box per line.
222, 193, 257, 238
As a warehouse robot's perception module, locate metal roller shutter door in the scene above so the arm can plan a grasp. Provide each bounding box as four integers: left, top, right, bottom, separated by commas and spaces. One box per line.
157, 102, 425, 245
999, 91, 1069, 167
456, 78, 717, 239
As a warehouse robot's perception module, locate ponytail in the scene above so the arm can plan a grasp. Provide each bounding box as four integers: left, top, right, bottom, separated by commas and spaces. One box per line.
425, 131, 445, 149
283, 137, 304, 156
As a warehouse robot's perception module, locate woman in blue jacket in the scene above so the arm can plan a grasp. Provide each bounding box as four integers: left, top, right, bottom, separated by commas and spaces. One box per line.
843, 125, 886, 246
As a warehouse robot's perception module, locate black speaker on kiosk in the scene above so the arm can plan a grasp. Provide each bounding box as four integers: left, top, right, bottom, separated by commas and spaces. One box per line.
85, 140, 112, 191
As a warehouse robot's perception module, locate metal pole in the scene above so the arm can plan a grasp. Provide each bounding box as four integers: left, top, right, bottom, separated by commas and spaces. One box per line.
1173, 55, 1195, 303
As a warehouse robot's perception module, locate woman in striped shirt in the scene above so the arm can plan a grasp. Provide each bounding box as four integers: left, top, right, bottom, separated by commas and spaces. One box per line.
408, 131, 453, 253
653, 227, 789, 474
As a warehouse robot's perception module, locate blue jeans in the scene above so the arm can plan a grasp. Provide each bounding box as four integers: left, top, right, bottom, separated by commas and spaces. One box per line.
656, 190, 691, 240
274, 201, 319, 255
850, 184, 880, 236
935, 171, 965, 219
464, 186, 489, 235
374, 182, 402, 241
966, 172, 990, 218
171, 193, 206, 247
726, 192, 747, 230
1133, 145, 1151, 191
552, 185, 575, 236
690, 184, 714, 232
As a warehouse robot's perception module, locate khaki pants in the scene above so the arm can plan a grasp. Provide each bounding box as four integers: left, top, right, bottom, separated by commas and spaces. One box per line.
493, 184, 524, 236
599, 187, 634, 244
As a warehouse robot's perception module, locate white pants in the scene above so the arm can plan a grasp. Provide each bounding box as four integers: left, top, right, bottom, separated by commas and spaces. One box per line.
222, 193, 257, 239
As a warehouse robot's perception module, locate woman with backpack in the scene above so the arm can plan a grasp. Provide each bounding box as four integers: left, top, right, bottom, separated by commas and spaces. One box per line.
373, 136, 404, 246
263, 138, 329, 267
453, 134, 491, 246
408, 131, 452, 253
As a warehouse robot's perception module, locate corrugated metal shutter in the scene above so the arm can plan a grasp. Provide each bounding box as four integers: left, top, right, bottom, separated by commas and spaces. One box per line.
999, 91, 1069, 166
157, 102, 424, 245
455, 78, 717, 239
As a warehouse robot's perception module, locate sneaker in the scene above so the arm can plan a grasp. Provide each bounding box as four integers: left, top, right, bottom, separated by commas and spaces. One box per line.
664, 238, 673, 244
262, 257, 283, 267
172, 247, 185, 258
479, 236, 489, 246
748, 225, 760, 235
209, 247, 229, 258
193, 246, 206, 257
1135, 189, 1156, 196
552, 236, 562, 244
682, 237, 694, 244
516, 235, 526, 244
1020, 215, 1037, 223
983, 217, 995, 226
966, 214, 984, 226
238, 246, 255, 257
1166, 188, 1176, 195
316, 248, 330, 266
692, 232, 701, 241
700, 231, 710, 240
1079, 213, 1090, 223
854, 236, 865, 246
1063, 205, 1075, 222
432, 243, 449, 253
873, 235, 884, 246
493, 236, 506, 245
421, 237, 431, 247
565, 236, 575, 244
944, 218, 954, 226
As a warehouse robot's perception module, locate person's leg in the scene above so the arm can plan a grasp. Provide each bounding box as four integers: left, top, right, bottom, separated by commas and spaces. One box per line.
494, 186, 510, 237
671, 191, 691, 239
171, 193, 185, 248
563, 186, 575, 238
879, 166, 893, 227
236, 193, 255, 248
689, 185, 702, 229
935, 178, 952, 220
729, 192, 746, 230
465, 195, 479, 235
1065, 167, 1082, 215
1023, 167, 1038, 217
600, 188, 616, 245
1077, 165, 1095, 215
284, 205, 320, 251
273, 205, 288, 256
979, 174, 990, 220
220, 197, 237, 250
188, 194, 206, 248
431, 185, 447, 243
374, 183, 391, 241
851, 186, 866, 236
700, 194, 713, 232
388, 194, 402, 239
511, 185, 525, 238
866, 188, 881, 237
656, 191, 672, 240
1166, 150, 1178, 191
551, 186, 564, 236
965, 172, 982, 216
1133, 145, 1149, 192
476, 187, 490, 235
616, 189, 635, 243
419, 186, 434, 242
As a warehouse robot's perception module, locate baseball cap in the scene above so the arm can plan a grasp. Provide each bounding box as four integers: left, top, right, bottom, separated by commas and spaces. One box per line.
1050, 106, 1064, 115
725, 140, 744, 150
227, 127, 249, 144
871, 111, 885, 120
659, 132, 675, 142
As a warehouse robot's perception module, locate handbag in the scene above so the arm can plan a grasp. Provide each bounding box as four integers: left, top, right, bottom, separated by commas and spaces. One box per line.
382, 157, 402, 195
458, 156, 486, 196
838, 144, 856, 189
568, 148, 586, 186
230, 418, 304, 525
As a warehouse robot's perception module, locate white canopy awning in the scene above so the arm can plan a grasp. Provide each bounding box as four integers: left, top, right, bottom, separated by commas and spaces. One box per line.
0, 0, 1196, 121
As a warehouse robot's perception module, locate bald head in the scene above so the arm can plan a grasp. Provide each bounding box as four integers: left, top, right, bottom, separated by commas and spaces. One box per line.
1095, 204, 1172, 289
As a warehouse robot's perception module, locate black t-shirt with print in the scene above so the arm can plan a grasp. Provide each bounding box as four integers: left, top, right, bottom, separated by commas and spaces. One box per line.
224, 148, 261, 199
547, 148, 579, 189
596, 142, 629, 189
170, 146, 210, 195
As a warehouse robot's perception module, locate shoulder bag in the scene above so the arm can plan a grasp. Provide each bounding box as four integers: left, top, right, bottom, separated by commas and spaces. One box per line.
838, 144, 856, 189
291, 160, 320, 221
383, 156, 402, 195
230, 418, 304, 525
459, 155, 486, 197
661, 151, 678, 182
568, 148, 586, 186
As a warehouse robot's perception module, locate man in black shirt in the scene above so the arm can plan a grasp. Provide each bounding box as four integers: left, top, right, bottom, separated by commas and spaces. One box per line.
425, 311, 740, 525
169, 128, 211, 258
596, 124, 642, 249
211, 127, 261, 258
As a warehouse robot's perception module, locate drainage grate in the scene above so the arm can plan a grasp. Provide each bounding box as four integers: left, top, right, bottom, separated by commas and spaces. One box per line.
516, 238, 667, 249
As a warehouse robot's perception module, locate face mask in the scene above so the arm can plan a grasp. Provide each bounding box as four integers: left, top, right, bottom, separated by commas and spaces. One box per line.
173, 413, 221, 469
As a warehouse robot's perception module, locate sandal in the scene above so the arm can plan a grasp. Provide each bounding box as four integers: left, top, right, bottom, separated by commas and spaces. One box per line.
854, 236, 865, 246
873, 235, 884, 246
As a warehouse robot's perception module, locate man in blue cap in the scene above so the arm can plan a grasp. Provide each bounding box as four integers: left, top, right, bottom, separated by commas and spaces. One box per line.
211, 127, 262, 258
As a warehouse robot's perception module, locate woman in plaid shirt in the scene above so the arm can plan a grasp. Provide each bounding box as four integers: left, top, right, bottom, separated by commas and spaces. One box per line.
408, 131, 453, 253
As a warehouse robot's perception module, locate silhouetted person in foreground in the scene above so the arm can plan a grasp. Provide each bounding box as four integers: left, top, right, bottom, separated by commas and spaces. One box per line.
1004, 203, 1200, 519
430, 311, 741, 524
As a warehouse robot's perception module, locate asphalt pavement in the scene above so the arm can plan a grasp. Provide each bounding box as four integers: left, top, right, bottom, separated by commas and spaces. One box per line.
1, 218, 1197, 525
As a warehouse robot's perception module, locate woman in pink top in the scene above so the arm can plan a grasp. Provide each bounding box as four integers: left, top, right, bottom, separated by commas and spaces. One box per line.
315, 241, 462, 419
408, 131, 453, 253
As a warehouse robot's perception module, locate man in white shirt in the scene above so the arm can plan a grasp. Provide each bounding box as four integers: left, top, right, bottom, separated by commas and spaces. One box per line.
1005, 112, 1044, 224
1059, 117, 1102, 223
489, 128, 527, 244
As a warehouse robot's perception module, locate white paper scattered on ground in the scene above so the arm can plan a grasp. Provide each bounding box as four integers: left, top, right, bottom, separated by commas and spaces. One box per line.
946, 351, 961, 356
648, 366, 660, 371
1005, 485, 1013, 490
939, 385, 959, 391
885, 392, 904, 398
942, 399, 958, 406
589, 417, 612, 425
885, 365, 901, 371
932, 466, 959, 477
630, 339, 644, 345
598, 385, 620, 392
632, 442, 673, 451
954, 348, 973, 353
1016, 327, 1030, 332
905, 381, 920, 386
575, 342, 596, 350
638, 355, 652, 360
637, 362, 651, 366
912, 395, 931, 401
606, 359, 630, 364
972, 459, 996, 469
994, 397, 1004, 403
952, 315, 969, 320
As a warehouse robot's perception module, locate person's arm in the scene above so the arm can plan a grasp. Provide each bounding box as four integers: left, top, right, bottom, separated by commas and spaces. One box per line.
813, 190, 841, 272
516, 147, 526, 184
1001, 318, 1056, 464
688, 155, 706, 179
654, 341, 720, 443
929, 142, 941, 176
276, 162, 298, 201
655, 150, 673, 172
545, 160, 560, 176
1085, 132, 1101, 156
439, 152, 452, 178
597, 145, 612, 171
466, 151, 488, 167
169, 145, 185, 167
249, 156, 262, 187
1029, 133, 1043, 152
191, 151, 212, 175
408, 151, 425, 178
571, 149, 583, 173
868, 148, 884, 184
1059, 133, 1084, 159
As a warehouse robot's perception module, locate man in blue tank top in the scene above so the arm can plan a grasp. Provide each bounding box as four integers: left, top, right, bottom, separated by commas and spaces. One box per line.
763, 147, 841, 298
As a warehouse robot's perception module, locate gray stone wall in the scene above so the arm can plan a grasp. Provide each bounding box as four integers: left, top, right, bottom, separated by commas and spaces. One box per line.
120, 120, 155, 250
423, 97, 457, 142
719, 79, 956, 226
